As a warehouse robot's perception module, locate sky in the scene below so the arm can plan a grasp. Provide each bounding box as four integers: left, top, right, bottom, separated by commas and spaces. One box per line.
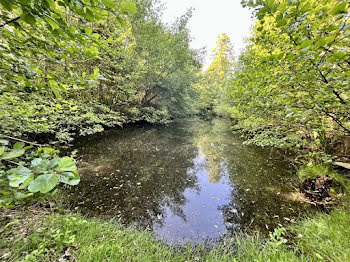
161, 0, 254, 67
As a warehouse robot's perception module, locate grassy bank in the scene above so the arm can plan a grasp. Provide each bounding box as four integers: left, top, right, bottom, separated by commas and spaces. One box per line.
1, 201, 349, 262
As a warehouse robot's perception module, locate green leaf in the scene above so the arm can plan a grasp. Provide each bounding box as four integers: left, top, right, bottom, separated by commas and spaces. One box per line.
316, 39, 327, 47
277, 18, 287, 27
56, 157, 77, 172
300, 39, 313, 48
333, 52, 346, 59
19, 174, 35, 189
59, 171, 80, 185
325, 35, 336, 45
46, 17, 60, 30
48, 158, 60, 169
31, 158, 42, 167
21, 13, 37, 25
33, 159, 50, 173
33, 158, 59, 173
117, 17, 126, 27
0, 0, 13, 11
85, 8, 95, 22
331, 2, 347, 15
102, 0, 116, 9
266, 0, 274, 7
84, 27, 92, 35
10, 173, 34, 188
46, 0, 56, 10
0, 139, 9, 145
13, 142, 25, 150
2, 149, 25, 160
51, 86, 62, 99
28, 173, 59, 193
14, 192, 34, 200
7, 166, 33, 188
121, 1, 137, 14
0, 147, 4, 157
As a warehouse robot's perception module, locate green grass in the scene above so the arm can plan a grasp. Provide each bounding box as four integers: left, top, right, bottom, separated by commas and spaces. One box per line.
294, 209, 350, 262
1, 197, 350, 261
2, 212, 310, 262
298, 163, 349, 192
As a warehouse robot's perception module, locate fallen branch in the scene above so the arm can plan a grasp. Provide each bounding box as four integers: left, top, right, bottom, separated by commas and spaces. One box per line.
1, 135, 44, 147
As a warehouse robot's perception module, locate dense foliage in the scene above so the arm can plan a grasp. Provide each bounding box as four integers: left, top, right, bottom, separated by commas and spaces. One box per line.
0, 137, 79, 207
0, 0, 200, 204
0, 0, 200, 143
225, 0, 350, 162
195, 33, 235, 116
1, 1, 350, 261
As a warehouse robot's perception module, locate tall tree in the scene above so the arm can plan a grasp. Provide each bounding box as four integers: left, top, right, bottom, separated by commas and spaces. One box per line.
196, 33, 235, 116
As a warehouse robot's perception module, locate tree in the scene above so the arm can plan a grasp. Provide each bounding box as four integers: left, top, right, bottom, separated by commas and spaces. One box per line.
227, 0, 349, 161
196, 33, 235, 116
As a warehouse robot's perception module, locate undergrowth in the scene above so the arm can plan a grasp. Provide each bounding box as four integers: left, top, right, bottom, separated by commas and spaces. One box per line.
1, 204, 349, 262
298, 163, 349, 192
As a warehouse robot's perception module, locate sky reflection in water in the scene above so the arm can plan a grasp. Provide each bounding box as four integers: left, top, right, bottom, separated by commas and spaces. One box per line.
67, 118, 308, 243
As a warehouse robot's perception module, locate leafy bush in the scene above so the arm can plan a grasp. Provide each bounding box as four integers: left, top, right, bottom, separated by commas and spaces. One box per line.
225, 0, 350, 163
0, 138, 80, 208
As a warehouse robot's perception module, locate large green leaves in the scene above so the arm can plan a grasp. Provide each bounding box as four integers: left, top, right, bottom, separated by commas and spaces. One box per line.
21, 13, 37, 25
56, 157, 77, 172
2, 148, 26, 160
1, 142, 25, 160
59, 172, 80, 186
1, 141, 80, 207
0, 147, 4, 157
28, 173, 59, 193
7, 166, 34, 188
121, 1, 137, 14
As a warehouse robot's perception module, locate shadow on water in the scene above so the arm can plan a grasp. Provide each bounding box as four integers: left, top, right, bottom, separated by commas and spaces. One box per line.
66, 118, 310, 243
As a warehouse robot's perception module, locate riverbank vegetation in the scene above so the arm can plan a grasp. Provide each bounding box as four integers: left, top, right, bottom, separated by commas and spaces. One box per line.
1, 0, 350, 261
200, 0, 350, 165
0, 0, 200, 144
1, 202, 350, 261
1, 0, 200, 207
196, 0, 350, 206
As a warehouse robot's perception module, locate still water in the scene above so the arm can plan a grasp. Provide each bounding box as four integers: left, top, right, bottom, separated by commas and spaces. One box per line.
67, 118, 308, 243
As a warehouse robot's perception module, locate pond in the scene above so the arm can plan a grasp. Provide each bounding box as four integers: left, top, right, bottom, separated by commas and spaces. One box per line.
66, 118, 309, 243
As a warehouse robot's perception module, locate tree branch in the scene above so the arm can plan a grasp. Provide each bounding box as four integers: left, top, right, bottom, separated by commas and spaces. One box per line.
2, 135, 44, 147
0, 16, 20, 28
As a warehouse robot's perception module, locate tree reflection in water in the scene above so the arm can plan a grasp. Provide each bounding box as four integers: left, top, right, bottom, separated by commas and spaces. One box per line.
67, 118, 309, 243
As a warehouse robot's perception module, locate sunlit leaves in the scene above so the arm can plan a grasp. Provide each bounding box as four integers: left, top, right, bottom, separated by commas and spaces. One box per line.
7, 166, 33, 188
102, 0, 116, 9
300, 39, 313, 49
57, 157, 77, 172
0, 147, 4, 156
0, 0, 134, 94
277, 18, 287, 27
59, 171, 80, 186
121, 1, 138, 15
231, 0, 350, 158
331, 2, 347, 15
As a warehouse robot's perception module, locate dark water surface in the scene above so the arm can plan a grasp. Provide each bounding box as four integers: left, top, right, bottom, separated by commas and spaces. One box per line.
66, 118, 308, 243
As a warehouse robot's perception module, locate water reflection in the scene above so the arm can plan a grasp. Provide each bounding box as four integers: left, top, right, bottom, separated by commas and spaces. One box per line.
67, 118, 308, 243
